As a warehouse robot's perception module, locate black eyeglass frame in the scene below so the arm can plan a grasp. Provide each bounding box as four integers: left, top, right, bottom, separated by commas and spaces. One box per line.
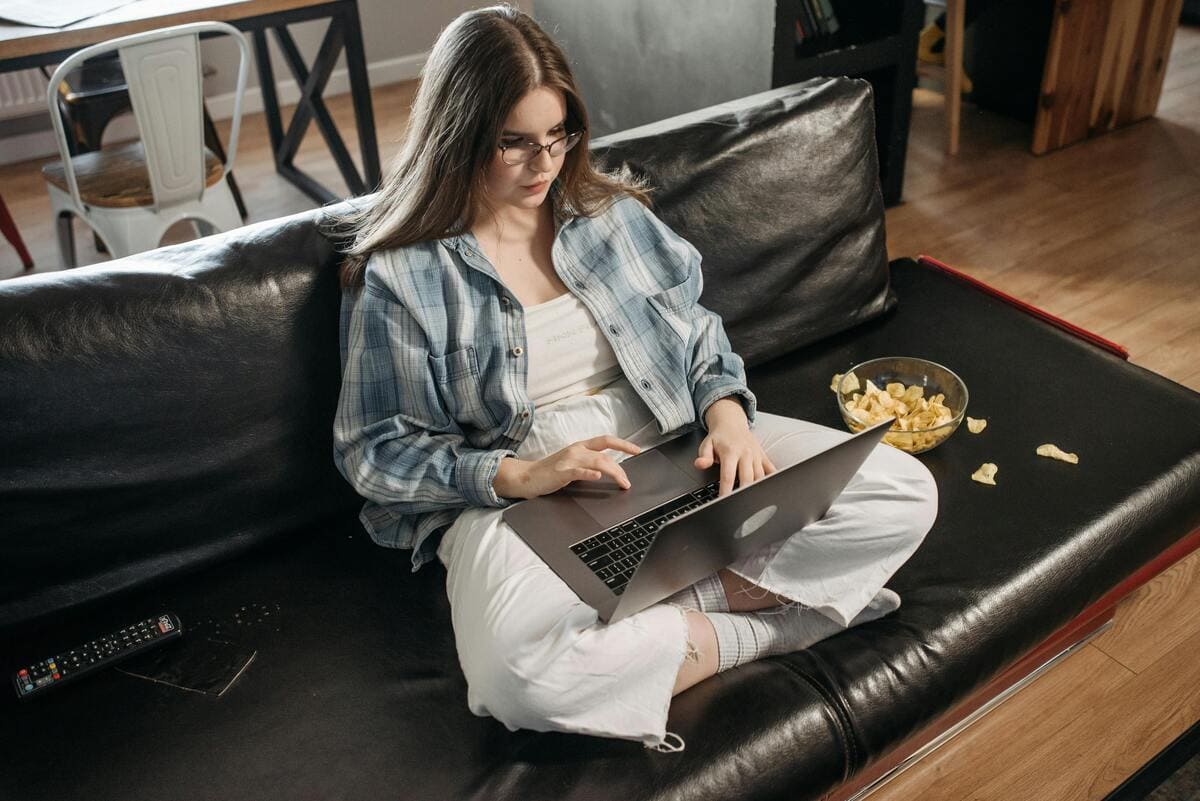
498, 129, 586, 165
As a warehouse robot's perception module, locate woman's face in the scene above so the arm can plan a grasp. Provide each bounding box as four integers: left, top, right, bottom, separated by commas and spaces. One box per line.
483, 86, 569, 216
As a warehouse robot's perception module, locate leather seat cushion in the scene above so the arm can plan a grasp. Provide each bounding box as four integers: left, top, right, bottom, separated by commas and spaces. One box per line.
748, 257, 1200, 774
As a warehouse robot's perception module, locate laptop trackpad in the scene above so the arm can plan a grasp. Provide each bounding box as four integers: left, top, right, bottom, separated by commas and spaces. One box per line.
560, 449, 695, 530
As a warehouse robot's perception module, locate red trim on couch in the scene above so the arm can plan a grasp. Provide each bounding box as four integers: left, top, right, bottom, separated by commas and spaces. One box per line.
915, 255, 1130, 360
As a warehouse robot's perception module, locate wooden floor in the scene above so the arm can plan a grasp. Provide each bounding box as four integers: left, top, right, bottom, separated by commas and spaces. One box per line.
869, 546, 1200, 801
1, 24, 1198, 801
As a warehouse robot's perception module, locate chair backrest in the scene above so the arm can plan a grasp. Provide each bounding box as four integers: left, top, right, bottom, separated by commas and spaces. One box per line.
45, 21, 249, 212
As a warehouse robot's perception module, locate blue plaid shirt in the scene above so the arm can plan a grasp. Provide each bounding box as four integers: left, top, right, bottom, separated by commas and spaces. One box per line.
334, 193, 756, 570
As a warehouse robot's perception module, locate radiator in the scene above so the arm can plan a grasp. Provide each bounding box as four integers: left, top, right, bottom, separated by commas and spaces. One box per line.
0, 69, 49, 121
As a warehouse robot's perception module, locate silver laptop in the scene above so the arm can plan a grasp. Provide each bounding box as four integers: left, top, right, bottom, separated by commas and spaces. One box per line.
503, 418, 892, 623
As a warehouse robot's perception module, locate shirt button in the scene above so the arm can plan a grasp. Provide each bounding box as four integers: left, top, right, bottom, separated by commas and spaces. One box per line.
640, 379, 652, 390
608, 324, 619, 336
520, 410, 530, 419
574, 280, 585, 290
501, 296, 511, 306
511, 346, 524, 356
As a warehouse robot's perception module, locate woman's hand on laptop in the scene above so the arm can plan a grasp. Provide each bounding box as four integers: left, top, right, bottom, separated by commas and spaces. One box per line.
696, 398, 777, 497
493, 435, 642, 500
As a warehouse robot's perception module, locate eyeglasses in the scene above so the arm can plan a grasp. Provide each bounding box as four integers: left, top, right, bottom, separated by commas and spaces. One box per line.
498, 130, 584, 165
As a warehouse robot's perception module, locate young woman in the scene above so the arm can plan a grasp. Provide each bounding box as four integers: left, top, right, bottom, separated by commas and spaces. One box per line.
333, 5, 937, 751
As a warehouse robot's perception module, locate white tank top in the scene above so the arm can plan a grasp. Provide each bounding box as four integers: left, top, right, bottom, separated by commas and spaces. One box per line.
523, 291, 623, 408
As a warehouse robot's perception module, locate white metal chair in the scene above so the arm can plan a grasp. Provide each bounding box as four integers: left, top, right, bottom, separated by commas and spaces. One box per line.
42, 21, 249, 267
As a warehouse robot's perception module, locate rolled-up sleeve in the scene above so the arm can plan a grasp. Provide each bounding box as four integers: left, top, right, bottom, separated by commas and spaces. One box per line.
688, 304, 758, 430
333, 267, 516, 514
643, 207, 758, 430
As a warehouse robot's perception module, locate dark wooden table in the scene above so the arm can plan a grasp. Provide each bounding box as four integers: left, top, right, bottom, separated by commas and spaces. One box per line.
0, 0, 381, 203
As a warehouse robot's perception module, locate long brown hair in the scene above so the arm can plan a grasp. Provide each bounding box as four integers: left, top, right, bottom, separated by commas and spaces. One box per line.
337, 4, 649, 288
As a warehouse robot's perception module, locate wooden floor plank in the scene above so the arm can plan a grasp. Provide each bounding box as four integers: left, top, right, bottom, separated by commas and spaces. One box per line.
1109, 302, 1200, 367
966, 628, 1200, 801
866, 553, 1200, 800
1048, 227, 1200, 331
1177, 368, 1200, 393
968, 225, 1193, 335
1092, 549, 1200, 674
1132, 320, 1200, 381
866, 643, 1135, 801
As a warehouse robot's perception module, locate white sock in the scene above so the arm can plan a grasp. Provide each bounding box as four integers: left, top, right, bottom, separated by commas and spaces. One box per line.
663, 573, 730, 613
707, 589, 901, 672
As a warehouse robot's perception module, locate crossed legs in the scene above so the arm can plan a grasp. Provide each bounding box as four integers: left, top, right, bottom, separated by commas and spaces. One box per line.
672, 570, 787, 694
440, 412, 938, 745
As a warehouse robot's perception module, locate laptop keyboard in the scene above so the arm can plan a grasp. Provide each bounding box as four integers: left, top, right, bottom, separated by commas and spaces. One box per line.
569, 480, 720, 596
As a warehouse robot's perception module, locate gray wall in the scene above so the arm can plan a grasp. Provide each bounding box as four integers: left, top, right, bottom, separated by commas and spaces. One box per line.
531, 0, 774, 136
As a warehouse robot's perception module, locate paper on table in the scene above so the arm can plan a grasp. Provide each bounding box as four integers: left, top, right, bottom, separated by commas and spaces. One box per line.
0, 0, 142, 29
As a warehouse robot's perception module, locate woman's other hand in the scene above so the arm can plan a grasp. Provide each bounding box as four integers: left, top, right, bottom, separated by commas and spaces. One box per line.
695, 398, 776, 497
494, 435, 642, 500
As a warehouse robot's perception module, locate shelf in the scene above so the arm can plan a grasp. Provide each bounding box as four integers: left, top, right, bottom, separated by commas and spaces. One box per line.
789, 0, 909, 56
785, 34, 907, 81
771, 0, 923, 206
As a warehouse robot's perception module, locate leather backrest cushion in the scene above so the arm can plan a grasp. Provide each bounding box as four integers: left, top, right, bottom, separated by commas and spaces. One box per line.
590, 77, 895, 368
0, 78, 891, 625
0, 211, 360, 626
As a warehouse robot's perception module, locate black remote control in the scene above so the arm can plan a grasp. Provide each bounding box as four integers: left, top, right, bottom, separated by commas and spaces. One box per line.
11, 613, 182, 700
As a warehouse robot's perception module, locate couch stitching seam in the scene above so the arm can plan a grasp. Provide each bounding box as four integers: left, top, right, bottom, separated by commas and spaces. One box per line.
777, 659, 859, 779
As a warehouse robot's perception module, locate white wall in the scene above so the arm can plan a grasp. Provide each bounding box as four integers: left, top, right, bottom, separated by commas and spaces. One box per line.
198, 0, 504, 111
0, 0, 531, 164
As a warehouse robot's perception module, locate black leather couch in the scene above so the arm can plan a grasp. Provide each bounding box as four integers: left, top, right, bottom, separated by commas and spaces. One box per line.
2, 78, 1198, 801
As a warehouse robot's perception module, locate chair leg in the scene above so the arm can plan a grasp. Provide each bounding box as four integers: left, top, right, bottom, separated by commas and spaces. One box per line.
203, 106, 248, 221
224, 173, 248, 222
58, 97, 119, 253
55, 211, 77, 269
0, 194, 34, 272
200, 185, 245, 236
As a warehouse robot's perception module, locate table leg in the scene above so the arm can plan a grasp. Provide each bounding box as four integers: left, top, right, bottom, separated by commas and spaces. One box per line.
272, 22, 360, 197
341, 0, 381, 190
251, 1, 380, 204
252, 29, 285, 160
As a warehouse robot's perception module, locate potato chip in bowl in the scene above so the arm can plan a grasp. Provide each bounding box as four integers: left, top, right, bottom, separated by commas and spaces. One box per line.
832, 357, 968, 453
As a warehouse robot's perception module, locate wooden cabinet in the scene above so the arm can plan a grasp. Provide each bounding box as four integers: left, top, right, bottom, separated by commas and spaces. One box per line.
1033, 0, 1185, 154
771, 0, 924, 204
966, 0, 1185, 155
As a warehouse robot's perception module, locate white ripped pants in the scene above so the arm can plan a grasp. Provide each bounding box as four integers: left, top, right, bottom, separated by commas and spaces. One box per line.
437, 378, 938, 747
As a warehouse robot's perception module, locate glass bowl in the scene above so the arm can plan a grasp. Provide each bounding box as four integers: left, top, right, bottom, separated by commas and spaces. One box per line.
835, 356, 968, 454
